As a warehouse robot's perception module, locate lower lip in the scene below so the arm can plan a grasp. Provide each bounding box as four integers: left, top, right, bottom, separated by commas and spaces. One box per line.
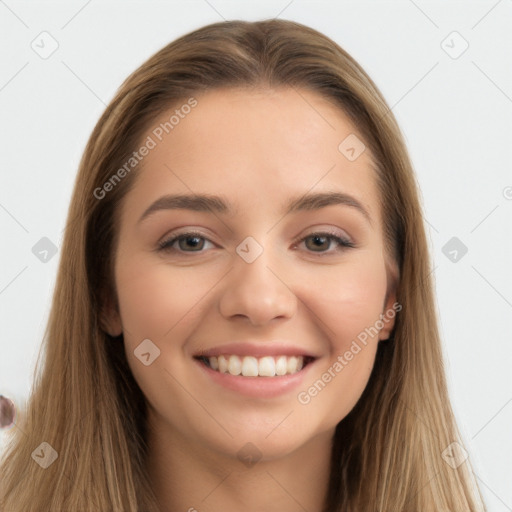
193, 358, 316, 398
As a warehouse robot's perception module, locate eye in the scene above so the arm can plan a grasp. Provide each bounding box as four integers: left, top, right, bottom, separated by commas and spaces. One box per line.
157, 229, 355, 255
158, 231, 215, 253
295, 231, 355, 254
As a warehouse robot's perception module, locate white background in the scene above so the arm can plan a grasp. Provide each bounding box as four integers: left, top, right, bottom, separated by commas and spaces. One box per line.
1, 1, 511, 509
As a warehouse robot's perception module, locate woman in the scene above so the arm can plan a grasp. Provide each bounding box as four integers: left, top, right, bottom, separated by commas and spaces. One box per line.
0, 19, 486, 511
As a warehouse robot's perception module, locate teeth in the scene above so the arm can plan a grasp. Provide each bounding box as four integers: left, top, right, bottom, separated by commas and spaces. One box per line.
218, 355, 228, 373
275, 356, 287, 376
287, 356, 298, 373
228, 355, 242, 375
201, 355, 306, 377
241, 356, 258, 377
258, 356, 276, 377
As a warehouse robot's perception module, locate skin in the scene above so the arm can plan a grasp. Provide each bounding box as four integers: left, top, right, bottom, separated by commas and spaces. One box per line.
104, 87, 397, 512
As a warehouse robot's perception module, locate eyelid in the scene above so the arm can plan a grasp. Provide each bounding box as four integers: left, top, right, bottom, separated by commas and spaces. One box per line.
157, 228, 215, 251
158, 225, 354, 245
293, 226, 353, 245
157, 225, 356, 255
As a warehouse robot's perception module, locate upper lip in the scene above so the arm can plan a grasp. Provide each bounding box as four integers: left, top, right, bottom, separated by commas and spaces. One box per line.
193, 341, 319, 359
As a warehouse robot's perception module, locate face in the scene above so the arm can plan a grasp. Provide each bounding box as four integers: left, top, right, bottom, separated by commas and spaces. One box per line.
106, 87, 397, 461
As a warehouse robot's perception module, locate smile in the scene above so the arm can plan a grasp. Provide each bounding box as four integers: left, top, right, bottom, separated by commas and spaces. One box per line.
195, 354, 315, 377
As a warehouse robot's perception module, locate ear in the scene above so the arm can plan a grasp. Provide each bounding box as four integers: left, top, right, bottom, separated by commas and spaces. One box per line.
99, 294, 123, 337
378, 264, 399, 341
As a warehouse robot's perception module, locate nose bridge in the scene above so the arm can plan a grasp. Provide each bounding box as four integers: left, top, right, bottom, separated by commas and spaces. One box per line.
235, 237, 280, 290
218, 235, 297, 325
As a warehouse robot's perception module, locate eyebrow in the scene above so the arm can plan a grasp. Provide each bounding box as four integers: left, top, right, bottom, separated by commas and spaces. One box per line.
138, 191, 372, 225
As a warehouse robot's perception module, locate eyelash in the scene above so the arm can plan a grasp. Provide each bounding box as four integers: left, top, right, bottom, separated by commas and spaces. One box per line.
157, 229, 356, 256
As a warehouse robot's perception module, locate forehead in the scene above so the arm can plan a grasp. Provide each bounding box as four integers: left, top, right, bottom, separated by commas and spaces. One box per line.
122, 87, 382, 227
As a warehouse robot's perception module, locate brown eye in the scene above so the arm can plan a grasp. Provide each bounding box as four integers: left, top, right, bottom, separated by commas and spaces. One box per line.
176, 235, 205, 251
299, 232, 355, 254
159, 232, 213, 253
304, 234, 331, 252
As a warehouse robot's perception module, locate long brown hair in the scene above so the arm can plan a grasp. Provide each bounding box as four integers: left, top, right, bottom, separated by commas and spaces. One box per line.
0, 19, 486, 511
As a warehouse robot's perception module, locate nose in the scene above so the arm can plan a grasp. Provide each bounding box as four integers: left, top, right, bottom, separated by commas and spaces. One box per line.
218, 244, 297, 326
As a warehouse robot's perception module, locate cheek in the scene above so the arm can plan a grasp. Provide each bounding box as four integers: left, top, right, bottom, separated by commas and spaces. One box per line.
293, 255, 387, 422
114, 256, 217, 423
299, 253, 388, 349
115, 255, 215, 342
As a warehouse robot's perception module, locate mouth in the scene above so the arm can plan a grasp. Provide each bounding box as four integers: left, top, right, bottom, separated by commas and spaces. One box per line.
194, 354, 316, 377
